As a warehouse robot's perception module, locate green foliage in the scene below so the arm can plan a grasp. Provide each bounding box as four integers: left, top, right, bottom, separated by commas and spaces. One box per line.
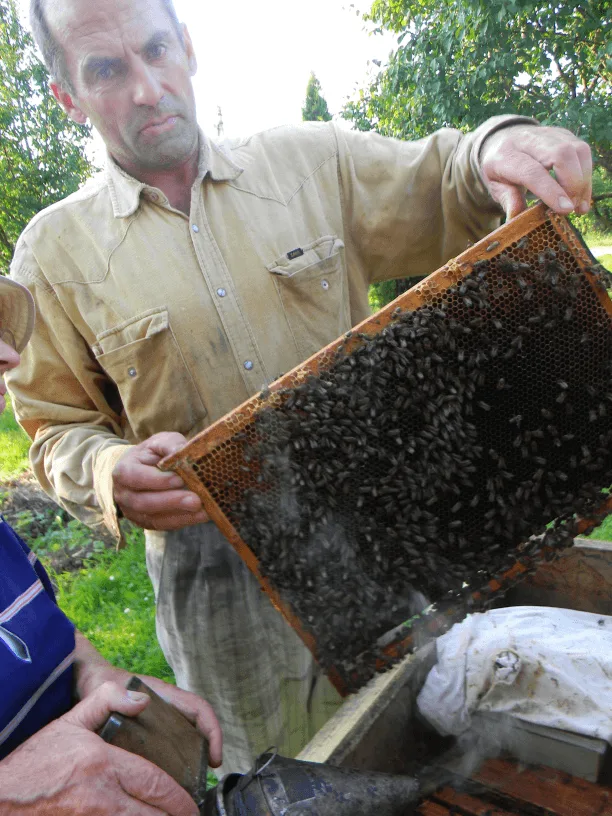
344, 1, 611, 177
50, 526, 175, 682
0, 394, 31, 479
19, 509, 108, 561
570, 168, 612, 234
587, 512, 612, 542
368, 278, 399, 311
302, 72, 333, 122
0, 0, 93, 273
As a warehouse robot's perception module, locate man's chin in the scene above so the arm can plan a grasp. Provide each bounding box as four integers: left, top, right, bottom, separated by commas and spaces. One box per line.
132, 124, 199, 169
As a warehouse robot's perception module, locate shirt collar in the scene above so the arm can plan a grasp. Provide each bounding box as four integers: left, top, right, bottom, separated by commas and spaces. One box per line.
105, 129, 243, 218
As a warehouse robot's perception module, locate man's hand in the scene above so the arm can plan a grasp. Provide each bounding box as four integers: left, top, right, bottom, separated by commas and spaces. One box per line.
73, 633, 223, 767
0, 682, 201, 815
113, 432, 209, 530
480, 125, 592, 221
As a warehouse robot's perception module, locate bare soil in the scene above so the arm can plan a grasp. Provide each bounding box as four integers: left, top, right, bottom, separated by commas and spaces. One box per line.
0, 473, 115, 572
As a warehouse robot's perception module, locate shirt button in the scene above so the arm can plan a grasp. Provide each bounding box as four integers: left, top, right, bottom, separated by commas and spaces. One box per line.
321, 279, 330, 290
217, 288, 227, 298
244, 361, 254, 371
192, 224, 200, 233
128, 367, 137, 378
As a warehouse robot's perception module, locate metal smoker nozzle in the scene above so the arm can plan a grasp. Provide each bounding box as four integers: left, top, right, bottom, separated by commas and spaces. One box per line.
201, 751, 444, 816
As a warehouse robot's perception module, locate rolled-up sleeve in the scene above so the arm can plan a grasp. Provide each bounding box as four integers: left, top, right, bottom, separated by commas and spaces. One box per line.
6, 241, 132, 539
335, 115, 539, 283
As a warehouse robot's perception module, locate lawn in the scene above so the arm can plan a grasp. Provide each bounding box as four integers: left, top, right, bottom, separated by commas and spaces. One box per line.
54, 526, 175, 682
0, 395, 32, 481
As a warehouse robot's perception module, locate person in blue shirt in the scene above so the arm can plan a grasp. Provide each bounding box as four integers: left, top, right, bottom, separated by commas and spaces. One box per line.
0, 275, 222, 813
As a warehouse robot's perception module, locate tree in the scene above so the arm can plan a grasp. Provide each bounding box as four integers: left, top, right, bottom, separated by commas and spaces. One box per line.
344, 1, 611, 175
302, 72, 333, 122
0, 0, 93, 273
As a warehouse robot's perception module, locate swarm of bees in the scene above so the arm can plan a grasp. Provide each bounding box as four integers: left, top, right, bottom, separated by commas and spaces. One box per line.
216, 229, 612, 689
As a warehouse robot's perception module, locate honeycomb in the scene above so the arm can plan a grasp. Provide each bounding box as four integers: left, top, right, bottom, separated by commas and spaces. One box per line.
161, 204, 612, 693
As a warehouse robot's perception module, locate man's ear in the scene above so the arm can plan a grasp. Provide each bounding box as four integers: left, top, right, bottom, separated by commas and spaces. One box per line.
181, 24, 197, 76
50, 81, 88, 125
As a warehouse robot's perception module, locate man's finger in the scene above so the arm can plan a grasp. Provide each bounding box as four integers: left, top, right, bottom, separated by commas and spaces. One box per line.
489, 182, 527, 221
115, 460, 186, 491
576, 143, 593, 212
62, 681, 150, 732
549, 145, 590, 210
119, 488, 203, 515
489, 152, 576, 214
129, 510, 210, 531
112, 748, 198, 816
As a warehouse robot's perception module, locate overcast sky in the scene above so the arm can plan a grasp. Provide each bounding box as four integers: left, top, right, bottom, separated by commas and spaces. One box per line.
18, 0, 397, 140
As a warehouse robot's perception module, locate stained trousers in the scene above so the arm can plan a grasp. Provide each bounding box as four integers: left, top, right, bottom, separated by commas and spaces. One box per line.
145, 522, 343, 776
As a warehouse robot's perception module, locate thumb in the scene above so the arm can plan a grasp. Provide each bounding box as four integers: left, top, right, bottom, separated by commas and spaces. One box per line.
490, 182, 528, 221
143, 432, 189, 463
62, 681, 150, 732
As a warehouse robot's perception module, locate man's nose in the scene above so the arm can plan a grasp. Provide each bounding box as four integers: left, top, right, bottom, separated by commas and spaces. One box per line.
0, 337, 21, 373
132, 62, 164, 107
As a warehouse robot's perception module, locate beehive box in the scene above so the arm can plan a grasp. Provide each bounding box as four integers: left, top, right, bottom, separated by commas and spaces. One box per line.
161, 203, 612, 694
299, 539, 612, 808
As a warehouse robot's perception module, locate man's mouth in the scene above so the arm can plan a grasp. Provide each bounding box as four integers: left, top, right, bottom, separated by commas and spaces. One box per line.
140, 115, 179, 137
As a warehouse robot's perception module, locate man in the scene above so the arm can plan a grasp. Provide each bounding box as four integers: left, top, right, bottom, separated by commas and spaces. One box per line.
0, 275, 222, 814
7, 0, 593, 774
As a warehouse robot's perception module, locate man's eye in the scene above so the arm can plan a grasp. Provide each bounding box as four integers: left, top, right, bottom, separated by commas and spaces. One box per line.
148, 44, 167, 59
97, 66, 115, 81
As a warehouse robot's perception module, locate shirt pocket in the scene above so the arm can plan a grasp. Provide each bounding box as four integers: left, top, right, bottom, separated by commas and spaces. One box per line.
92, 307, 207, 440
268, 236, 350, 360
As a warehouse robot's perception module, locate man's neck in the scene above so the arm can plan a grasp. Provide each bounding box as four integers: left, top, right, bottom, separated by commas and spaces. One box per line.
114, 151, 200, 216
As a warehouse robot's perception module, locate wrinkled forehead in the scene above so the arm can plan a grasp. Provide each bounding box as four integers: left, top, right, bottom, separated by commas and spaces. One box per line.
46, 0, 173, 52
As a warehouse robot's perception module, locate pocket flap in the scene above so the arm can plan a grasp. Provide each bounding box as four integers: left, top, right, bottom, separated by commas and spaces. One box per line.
268, 236, 344, 278
93, 307, 169, 356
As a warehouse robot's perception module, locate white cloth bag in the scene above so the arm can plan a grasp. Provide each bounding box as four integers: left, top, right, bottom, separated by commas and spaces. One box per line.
417, 606, 612, 743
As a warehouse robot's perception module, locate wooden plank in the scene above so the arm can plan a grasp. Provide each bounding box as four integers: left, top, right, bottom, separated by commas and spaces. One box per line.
504, 539, 612, 615
434, 787, 518, 815
297, 642, 437, 769
472, 758, 612, 816
417, 802, 452, 816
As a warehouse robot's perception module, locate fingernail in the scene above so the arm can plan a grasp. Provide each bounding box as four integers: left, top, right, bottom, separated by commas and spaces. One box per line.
126, 690, 149, 703
182, 495, 200, 509
579, 200, 590, 213
558, 196, 573, 210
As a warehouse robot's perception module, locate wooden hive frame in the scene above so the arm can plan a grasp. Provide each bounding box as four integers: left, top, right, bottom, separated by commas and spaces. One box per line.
161, 203, 612, 695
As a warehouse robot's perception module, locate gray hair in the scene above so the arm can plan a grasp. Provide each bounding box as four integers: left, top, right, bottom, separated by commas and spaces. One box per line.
29, 0, 184, 92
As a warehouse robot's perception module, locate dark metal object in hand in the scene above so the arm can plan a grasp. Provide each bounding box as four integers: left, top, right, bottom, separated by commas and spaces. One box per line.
98, 676, 209, 809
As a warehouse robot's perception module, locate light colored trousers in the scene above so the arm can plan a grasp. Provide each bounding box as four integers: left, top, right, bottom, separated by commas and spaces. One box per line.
145, 522, 342, 776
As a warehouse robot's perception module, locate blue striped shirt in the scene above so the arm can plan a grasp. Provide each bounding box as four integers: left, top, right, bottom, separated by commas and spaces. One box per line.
0, 517, 75, 760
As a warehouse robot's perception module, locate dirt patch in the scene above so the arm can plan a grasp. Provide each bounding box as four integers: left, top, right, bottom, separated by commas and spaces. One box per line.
1, 473, 116, 572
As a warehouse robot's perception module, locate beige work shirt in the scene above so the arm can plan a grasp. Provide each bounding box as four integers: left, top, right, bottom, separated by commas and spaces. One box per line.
7, 117, 530, 537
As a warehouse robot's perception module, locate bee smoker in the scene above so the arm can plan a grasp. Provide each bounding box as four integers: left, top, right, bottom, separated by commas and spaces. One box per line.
100, 677, 445, 816
201, 751, 442, 816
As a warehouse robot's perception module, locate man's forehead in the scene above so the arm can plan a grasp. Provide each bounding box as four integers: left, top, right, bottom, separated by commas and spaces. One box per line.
46, 0, 171, 47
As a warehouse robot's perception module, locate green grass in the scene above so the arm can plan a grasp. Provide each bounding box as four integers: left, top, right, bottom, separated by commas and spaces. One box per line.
597, 253, 612, 272
585, 511, 612, 542
581, 227, 612, 248
47, 526, 175, 682
0, 395, 32, 480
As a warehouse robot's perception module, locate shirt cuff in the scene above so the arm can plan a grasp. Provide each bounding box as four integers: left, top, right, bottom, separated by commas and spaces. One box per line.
94, 444, 133, 542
